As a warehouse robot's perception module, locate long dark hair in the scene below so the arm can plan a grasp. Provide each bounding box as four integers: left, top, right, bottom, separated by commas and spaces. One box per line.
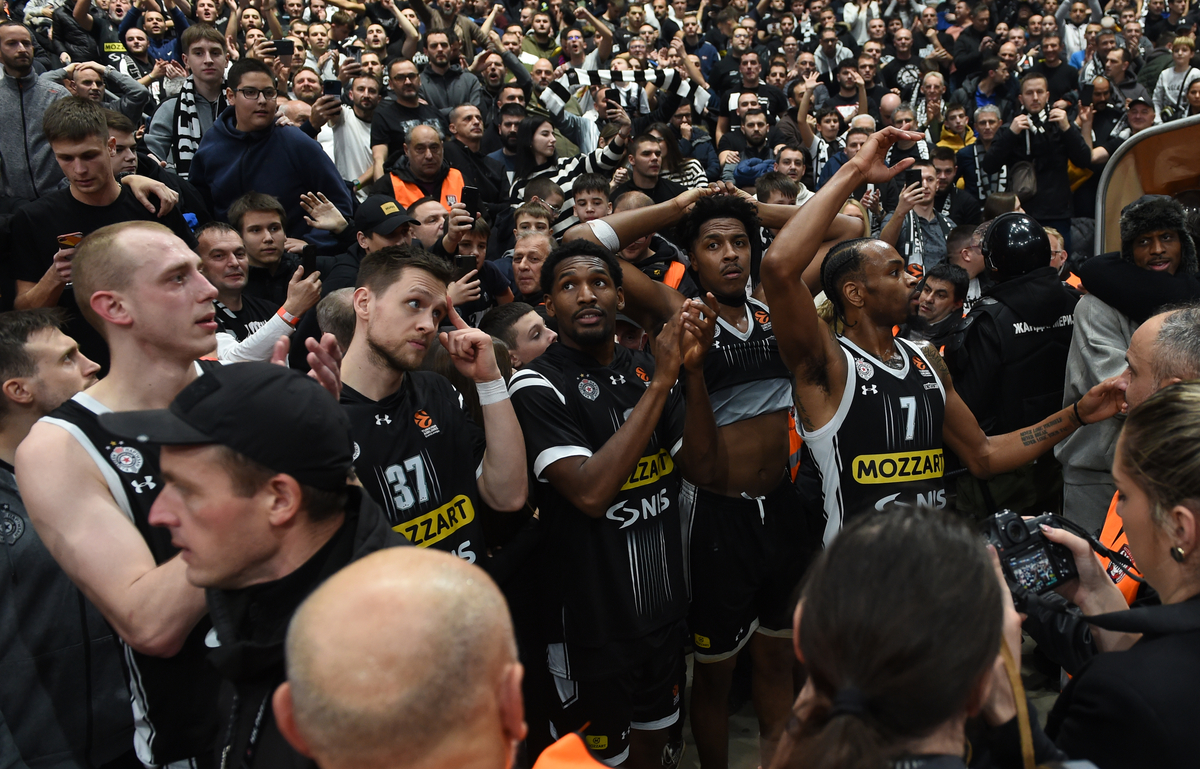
648, 121, 686, 173
513, 117, 554, 181
789, 507, 1003, 769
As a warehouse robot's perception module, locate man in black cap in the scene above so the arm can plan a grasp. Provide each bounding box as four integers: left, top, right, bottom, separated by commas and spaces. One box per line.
100, 362, 407, 769
320, 194, 419, 295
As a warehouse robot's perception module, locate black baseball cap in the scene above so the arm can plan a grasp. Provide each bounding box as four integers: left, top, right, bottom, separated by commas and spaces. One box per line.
355, 194, 418, 236
98, 363, 354, 491
1128, 95, 1153, 108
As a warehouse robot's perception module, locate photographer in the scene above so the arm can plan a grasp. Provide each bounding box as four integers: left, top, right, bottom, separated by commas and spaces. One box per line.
1032, 382, 1200, 768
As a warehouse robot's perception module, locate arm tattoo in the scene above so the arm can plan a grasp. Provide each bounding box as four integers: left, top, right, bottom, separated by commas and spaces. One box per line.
919, 341, 953, 385
1018, 416, 1070, 447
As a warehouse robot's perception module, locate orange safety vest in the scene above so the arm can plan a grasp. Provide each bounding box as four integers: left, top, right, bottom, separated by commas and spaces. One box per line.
389, 167, 466, 212
1066, 272, 1083, 290
1097, 491, 1143, 605
532, 734, 607, 769
664, 261, 686, 289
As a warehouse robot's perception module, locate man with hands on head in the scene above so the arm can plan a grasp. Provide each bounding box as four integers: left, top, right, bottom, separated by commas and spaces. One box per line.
760, 126, 1127, 546
338, 245, 528, 565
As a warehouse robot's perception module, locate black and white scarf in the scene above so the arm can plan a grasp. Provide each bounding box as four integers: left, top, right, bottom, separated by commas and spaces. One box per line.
540, 67, 711, 117
172, 76, 226, 180
971, 143, 1006, 196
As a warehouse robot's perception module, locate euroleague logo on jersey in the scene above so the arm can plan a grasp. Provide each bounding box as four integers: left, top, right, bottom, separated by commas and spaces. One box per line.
414, 410, 440, 438
109, 444, 144, 474
912, 356, 933, 377
754, 310, 772, 331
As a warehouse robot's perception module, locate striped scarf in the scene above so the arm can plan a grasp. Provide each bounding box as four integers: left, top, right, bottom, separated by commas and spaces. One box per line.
539, 67, 711, 117
171, 76, 226, 180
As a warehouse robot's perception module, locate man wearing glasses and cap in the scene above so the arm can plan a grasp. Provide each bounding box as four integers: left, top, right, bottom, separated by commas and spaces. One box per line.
100, 361, 407, 769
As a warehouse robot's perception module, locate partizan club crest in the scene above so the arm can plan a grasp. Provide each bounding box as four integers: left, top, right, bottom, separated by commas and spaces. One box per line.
855, 357, 875, 381
110, 444, 144, 474
578, 378, 600, 401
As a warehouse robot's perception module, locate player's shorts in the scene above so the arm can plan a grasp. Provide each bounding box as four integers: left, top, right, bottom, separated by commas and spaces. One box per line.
547, 624, 684, 766
683, 478, 815, 662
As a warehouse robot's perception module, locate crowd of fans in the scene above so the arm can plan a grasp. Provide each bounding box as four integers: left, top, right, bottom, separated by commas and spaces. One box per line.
1, 0, 1199, 767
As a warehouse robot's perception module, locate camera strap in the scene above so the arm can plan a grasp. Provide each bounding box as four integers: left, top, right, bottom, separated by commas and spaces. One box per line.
1054, 515, 1145, 585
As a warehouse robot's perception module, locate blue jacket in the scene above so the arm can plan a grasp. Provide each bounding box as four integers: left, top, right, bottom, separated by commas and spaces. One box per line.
815, 149, 849, 190
189, 108, 354, 247
118, 6, 190, 62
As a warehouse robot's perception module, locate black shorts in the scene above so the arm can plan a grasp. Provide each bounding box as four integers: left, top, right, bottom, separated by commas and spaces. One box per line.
684, 479, 815, 662
547, 624, 684, 765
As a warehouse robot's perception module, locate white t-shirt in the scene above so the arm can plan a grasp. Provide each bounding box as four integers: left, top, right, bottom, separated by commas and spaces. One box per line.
318, 105, 373, 188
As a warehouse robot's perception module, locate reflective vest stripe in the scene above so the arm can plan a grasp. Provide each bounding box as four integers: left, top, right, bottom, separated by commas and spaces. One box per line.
390, 168, 466, 212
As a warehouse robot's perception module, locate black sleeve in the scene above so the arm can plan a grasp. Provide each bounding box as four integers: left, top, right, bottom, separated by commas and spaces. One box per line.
1013, 589, 1099, 676
10, 209, 50, 284
509, 367, 593, 483
1077, 253, 1200, 323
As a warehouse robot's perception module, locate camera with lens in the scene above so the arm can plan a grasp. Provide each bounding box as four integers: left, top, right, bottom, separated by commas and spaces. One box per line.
983, 510, 1078, 594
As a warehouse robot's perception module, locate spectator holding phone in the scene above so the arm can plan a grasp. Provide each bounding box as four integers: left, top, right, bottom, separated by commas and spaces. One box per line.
1036, 382, 1200, 768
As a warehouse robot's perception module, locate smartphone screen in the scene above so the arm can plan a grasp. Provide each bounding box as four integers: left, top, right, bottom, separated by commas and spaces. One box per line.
322, 79, 343, 97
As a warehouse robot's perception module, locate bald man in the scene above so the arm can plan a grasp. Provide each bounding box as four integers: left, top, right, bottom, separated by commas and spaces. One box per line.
274, 548, 604, 768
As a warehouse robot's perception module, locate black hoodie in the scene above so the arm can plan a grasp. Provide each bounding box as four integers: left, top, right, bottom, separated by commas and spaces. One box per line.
953, 266, 1080, 433
205, 489, 407, 769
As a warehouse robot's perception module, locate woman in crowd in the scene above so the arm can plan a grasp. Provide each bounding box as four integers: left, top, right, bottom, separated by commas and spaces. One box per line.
509, 115, 630, 228
1041, 382, 1200, 768
771, 506, 1058, 769
648, 121, 708, 189
982, 191, 1023, 220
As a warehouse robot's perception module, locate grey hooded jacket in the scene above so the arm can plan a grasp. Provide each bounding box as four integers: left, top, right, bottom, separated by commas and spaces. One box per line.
0, 70, 68, 202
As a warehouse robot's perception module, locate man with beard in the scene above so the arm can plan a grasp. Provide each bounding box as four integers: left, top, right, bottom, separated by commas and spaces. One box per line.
370, 59, 444, 182
931, 146, 982, 226
508, 239, 719, 766
826, 61, 871, 123
486, 102, 526, 184
718, 108, 773, 171
420, 29, 486, 121
443, 103, 507, 214
0, 22, 68, 205
338, 245, 527, 563
471, 48, 532, 127
521, 10, 559, 62
311, 72, 382, 195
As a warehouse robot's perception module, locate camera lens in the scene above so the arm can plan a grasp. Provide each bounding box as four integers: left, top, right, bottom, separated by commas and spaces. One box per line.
1004, 519, 1029, 544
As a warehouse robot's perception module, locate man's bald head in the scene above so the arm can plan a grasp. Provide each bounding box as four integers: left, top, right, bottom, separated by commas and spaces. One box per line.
276, 548, 525, 769
613, 190, 655, 213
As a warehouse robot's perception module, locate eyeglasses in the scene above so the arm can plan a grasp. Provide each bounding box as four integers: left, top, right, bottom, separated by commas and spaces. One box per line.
235, 86, 278, 100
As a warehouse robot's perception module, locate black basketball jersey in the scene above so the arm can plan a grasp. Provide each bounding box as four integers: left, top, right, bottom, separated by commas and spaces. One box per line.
341, 372, 488, 563
702, 297, 793, 427
41, 389, 220, 767
509, 342, 687, 679
214, 294, 277, 342
799, 337, 948, 546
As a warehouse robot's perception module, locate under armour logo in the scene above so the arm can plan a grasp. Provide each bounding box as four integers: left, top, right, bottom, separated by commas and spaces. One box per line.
861, 385, 878, 395
375, 414, 392, 425
610, 374, 626, 385
131, 476, 157, 494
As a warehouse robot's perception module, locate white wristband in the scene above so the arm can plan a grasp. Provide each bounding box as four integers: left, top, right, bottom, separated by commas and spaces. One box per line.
476, 378, 509, 406
589, 219, 621, 253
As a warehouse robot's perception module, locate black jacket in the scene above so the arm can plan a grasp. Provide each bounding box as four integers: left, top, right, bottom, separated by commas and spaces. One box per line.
1077, 253, 1200, 324
1046, 595, 1200, 768
206, 489, 406, 769
981, 113, 1092, 221
952, 267, 1079, 434
0, 465, 134, 769
442, 137, 508, 219
950, 74, 1016, 124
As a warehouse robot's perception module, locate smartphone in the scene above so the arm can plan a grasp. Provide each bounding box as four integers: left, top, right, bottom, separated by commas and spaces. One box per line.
1080, 83, 1094, 104
902, 169, 923, 188
272, 38, 295, 58
301, 246, 318, 278
605, 87, 619, 107
460, 186, 480, 219
57, 233, 83, 248
455, 254, 478, 275
323, 79, 343, 97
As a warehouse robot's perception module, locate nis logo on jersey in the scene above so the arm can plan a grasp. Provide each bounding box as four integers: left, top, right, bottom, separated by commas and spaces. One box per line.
606, 450, 675, 529
853, 449, 944, 485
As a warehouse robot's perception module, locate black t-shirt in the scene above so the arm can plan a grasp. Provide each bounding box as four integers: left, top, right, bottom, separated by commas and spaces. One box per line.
718, 82, 790, 120
610, 175, 690, 206
1031, 60, 1081, 102
716, 130, 772, 161
882, 55, 923, 93
369, 101, 446, 162
89, 11, 127, 65
213, 293, 277, 341
508, 342, 687, 677
341, 373, 488, 563
10, 186, 198, 372
827, 91, 876, 123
